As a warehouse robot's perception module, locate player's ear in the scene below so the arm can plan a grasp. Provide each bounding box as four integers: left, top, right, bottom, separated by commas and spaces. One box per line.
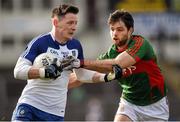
129, 27, 134, 34
128, 27, 133, 36
52, 17, 59, 27
128, 27, 134, 39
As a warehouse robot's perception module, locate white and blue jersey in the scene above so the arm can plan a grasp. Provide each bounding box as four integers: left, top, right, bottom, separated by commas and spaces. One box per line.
15, 32, 84, 118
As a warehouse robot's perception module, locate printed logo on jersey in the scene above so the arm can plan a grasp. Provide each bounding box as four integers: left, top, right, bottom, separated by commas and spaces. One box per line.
17, 107, 26, 117
72, 50, 77, 57
47, 46, 78, 59
49, 48, 59, 56
61, 51, 69, 58
19, 109, 25, 115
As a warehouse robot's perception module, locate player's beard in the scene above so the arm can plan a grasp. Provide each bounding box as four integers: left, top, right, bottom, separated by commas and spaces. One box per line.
116, 36, 128, 47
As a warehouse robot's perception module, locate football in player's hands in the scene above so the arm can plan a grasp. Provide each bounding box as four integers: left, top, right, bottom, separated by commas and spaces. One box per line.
33, 53, 60, 68
33, 53, 62, 79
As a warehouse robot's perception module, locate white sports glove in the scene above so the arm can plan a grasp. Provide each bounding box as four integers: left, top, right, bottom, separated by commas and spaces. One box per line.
60, 56, 82, 70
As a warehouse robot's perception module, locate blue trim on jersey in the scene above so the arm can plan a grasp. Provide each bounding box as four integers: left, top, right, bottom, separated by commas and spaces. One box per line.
21, 33, 47, 58
20, 32, 84, 63
11, 103, 64, 121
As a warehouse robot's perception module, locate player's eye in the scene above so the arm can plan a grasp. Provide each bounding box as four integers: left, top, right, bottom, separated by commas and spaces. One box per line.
117, 28, 124, 32
111, 28, 114, 32
67, 21, 78, 27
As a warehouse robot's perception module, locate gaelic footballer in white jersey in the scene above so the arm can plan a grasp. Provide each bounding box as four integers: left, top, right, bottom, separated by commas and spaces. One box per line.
13, 32, 84, 117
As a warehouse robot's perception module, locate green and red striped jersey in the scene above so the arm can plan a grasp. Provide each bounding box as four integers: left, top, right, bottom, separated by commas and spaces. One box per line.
98, 35, 167, 106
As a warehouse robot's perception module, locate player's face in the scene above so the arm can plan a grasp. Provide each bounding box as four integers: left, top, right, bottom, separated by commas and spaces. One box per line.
110, 20, 131, 47
57, 13, 78, 40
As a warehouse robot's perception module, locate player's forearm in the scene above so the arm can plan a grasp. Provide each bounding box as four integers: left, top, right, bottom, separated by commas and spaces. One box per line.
74, 68, 106, 83
14, 57, 43, 80
28, 67, 41, 79
74, 66, 122, 84
83, 51, 136, 70
83, 59, 116, 73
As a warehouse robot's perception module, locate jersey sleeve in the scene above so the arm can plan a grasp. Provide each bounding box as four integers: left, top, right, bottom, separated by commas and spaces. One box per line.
20, 38, 40, 63
98, 45, 118, 60
126, 36, 149, 62
98, 52, 109, 60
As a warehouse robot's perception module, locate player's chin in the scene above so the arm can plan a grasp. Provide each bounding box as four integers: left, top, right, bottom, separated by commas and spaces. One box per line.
67, 34, 74, 40
64, 36, 72, 41
113, 40, 120, 46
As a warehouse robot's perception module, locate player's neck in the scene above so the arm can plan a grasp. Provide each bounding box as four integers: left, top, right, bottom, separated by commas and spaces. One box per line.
117, 44, 128, 52
116, 37, 131, 52
51, 29, 67, 44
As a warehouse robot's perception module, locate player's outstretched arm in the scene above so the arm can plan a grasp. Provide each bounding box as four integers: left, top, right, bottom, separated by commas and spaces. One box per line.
71, 65, 122, 84
60, 55, 113, 73
84, 51, 136, 71
60, 52, 136, 73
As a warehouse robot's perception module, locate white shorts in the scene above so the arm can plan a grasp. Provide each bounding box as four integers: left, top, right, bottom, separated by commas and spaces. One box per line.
116, 97, 169, 121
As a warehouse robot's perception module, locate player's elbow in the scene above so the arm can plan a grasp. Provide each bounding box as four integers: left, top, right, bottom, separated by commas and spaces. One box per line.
14, 67, 25, 80
14, 57, 32, 80
14, 67, 19, 79
14, 65, 30, 80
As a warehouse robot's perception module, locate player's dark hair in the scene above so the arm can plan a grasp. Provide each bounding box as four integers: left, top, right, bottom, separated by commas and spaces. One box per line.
51, 4, 79, 18
108, 10, 134, 30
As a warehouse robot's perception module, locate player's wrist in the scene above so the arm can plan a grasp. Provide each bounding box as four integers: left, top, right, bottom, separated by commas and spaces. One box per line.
99, 73, 112, 82
39, 68, 45, 78
99, 74, 106, 82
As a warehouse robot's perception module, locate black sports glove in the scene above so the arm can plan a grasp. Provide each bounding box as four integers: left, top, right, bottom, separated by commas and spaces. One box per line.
44, 58, 62, 79
104, 64, 122, 82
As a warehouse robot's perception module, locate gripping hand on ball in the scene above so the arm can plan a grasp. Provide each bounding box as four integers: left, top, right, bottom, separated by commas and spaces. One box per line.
39, 58, 62, 79
60, 56, 82, 70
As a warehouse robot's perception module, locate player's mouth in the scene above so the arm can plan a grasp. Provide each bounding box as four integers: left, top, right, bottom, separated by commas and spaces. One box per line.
113, 37, 120, 42
68, 32, 74, 36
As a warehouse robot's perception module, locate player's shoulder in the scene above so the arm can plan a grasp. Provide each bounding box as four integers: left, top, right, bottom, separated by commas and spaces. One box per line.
132, 35, 145, 41
27, 33, 51, 45
131, 35, 150, 44
131, 35, 153, 49
34, 33, 51, 43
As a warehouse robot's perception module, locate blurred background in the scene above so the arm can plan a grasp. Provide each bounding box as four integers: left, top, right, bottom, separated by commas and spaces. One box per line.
0, 0, 180, 121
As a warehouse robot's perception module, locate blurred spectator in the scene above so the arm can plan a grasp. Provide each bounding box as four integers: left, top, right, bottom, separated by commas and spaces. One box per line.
0, 76, 8, 120
85, 97, 104, 121
165, 0, 173, 12
156, 24, 167, 60
86, 0, 98, 29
